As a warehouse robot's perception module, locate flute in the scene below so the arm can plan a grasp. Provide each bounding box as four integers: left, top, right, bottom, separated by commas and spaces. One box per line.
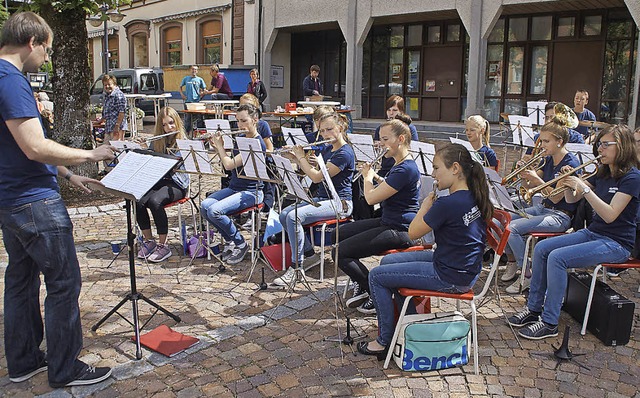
144, 130, 180, 143
198, 128, 249, 140
352, 147, 389, 181
273, 138, 335, 154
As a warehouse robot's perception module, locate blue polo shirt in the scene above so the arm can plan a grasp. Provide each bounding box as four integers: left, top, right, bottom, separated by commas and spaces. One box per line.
540, 152, 580, 213
316, 143, 355, 200
381, 159, 420, 230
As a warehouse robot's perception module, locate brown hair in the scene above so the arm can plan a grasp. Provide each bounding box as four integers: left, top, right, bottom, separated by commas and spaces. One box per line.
385, 95, 405, 113
576, 89, 589, 99
102, 74, 117, 84
153, 107, 186, 154
310, 65, 320, 72
379, 119, 411, 146
0, 11, 52, 48
540, 118, 569, 146
594, 124, 639, 179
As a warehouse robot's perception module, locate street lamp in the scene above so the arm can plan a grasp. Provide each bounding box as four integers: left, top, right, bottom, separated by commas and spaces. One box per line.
88, 5, 125, 74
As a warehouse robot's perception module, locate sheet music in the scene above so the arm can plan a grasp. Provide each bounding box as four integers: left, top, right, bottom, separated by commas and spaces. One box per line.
204, 119, 234, 149
566, 143, 597, 173
281, 127, 309, 146
507, 115, 536, 147
316, 154, 342, 212
526, 101, 547, 126
410, 141, 435, 175
484, 167, 516, 212
100, 151, 178, 200
348, 133, 376, 162
271, 154, 313, 203
110, 140, 142, 162
236, 137, 269, 180
176, 139, 213, 174
448, 138, 485, 165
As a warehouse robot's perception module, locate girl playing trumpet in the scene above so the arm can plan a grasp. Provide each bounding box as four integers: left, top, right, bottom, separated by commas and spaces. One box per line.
507, 125, 640, 340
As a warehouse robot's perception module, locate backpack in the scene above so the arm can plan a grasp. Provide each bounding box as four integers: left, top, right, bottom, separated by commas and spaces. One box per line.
392, 311, 470, 372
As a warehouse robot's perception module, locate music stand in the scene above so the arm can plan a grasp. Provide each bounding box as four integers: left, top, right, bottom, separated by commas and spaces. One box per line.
527, 100, 547, 128
410, 141, 435, 177
89, 150, 182, 360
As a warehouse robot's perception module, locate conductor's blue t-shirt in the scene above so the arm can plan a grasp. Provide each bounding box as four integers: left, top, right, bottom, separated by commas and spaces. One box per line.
0, 59, 58, 207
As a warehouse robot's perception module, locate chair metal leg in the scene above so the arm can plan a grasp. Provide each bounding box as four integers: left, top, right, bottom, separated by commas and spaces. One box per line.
383, 295, 412, 369
581, 264, 603, 336
470, 300, 479, 375
520, 235, 535, 292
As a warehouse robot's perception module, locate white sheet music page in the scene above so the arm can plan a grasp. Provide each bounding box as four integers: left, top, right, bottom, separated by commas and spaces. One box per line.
348, 133, 376, 162
507, 115, 536, 147
316, 154, 342, 212
410, 141, 435, 175
281, 127, 309, 146
204, 119, 234, 149
271, 154, 312, 202
236, 137, 269, 180
176, 139, 212, 174
100, 151, 178, 200
566, 143, 597, 173
110, 140, 142, 162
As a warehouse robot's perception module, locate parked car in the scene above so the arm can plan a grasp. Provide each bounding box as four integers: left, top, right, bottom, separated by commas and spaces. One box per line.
90, 68, 164, 116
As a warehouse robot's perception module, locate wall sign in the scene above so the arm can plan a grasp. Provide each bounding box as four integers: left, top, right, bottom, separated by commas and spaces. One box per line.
270, 65, 284, 88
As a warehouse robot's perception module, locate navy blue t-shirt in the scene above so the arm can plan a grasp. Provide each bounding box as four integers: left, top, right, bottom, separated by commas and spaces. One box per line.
316, 143, 355, 200
575, 108, 596, 139
0, 60, 58, 207
381, 159, 420, 230
477, 145, 497, 168
424, 190, 487, 286
587, 168, 640, 252
257, 119, 272, 141
374, 124, 419, 177
228, 134, 267, 192
540, 152, 580, 213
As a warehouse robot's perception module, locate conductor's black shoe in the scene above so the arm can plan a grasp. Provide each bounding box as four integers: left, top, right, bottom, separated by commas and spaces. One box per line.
9, 360, 48, 383
50, 365, 112, 388
357, 341, 388, 361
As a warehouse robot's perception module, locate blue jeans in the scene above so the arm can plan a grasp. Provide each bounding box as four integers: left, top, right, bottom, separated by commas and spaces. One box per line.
528, 229, 630, 325
201, 188, 263, 245
369, 250, 474, 347
506, 204, 571, 268
279, 198, 352, 264
0, 193, 86, 385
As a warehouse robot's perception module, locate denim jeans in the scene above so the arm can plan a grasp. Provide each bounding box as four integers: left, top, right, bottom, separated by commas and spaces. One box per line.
0, 193, 86, 385
528, 229, 630, 325
369, 250, 473, 347
279, 198, 352, 264
201, 188, 263, 245
506, 204, 571, 268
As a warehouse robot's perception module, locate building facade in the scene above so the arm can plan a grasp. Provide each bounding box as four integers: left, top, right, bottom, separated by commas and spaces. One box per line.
261, 0, 640, 128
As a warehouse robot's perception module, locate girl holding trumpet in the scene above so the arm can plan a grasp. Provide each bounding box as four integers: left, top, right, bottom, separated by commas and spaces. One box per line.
508, 125, 640, 340
502, 117, 581, 293
273, 111, 355, 286
334, 119, 420, 314
201, 104, 266, 265
135, 106, 190, 262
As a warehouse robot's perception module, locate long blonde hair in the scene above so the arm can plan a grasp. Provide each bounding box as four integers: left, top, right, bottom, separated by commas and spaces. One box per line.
152, 107, 186, 154
466, 115, 491, 148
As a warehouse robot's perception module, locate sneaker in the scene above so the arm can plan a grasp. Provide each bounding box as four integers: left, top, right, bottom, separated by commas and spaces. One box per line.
505, 277, 530, 294
518, 320, 559, 340
220, 241, 235, 261
240, 217, 254, 231
507, 307, 540, 327
302, 253, 321, 269
10, 360, 47, 383
501, 262, 519, 281
226, 242, 249, 265
273, 266, 304, 287
50, 365, 112, 388
606, 267, 627, 277
137, 240, 156, 259
148, 243, 171, 262
346, 282, 369, 308
357, 297, 376, 314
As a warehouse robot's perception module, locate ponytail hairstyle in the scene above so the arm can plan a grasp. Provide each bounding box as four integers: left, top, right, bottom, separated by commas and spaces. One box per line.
394, 112, 413, 126
152, 106, 186, 154
239, 93, 262, 117
317, 111, 350, 143
237, 103, 260, 121
594, 124, 639, 179
436, 143, 494, 221
466, 115, 491, 148
380, 118, 411, 146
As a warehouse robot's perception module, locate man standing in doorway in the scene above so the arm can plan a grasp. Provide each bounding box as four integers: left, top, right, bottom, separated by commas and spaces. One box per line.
0, 11, 115, 388
302, 64, 323, 98
179, 65, 206, 133
204, 64, 233, 100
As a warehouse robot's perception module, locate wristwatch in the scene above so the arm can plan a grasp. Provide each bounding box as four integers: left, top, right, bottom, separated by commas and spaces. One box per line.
582, 186, 591, 195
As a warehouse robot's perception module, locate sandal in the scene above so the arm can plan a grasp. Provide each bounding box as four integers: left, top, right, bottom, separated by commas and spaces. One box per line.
357, 341, 388, 361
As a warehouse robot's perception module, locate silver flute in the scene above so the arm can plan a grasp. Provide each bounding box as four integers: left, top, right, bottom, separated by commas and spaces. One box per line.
273, 138, 336, 154
144, 130, 180, 143
353, 147, 389, 181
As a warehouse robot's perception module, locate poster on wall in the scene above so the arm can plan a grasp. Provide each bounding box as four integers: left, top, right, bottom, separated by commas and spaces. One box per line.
270, 65, 284, 88
425, 80, 436, 92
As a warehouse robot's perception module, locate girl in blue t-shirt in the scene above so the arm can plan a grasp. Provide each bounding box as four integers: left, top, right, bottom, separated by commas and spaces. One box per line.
274, 112, 355, 287
508, 125, 640, 340
465, 115, 497, 169
502, 119, 580, 292
358, 143, 493, 358
374, 96, 419, 179
201, 104, 266, 265
334, 119, 420, 314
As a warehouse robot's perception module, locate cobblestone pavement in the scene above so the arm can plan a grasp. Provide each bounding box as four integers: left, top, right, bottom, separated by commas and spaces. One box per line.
1, 148, 640, 397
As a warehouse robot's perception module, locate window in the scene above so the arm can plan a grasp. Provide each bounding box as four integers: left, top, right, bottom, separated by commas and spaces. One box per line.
447, 24, 461, 42
162, 25, 182, 66
557, 17, 575, 37
200, 19, 222, 64
126, 21, 150, 68
108, 35, 119, 69
390, 26, 404, 48
583, 15, 602, 36
508, 18, 527, 42
507, 46, 524, 94
427, 26, 440, 43
407, 25, 422, 46
531, 16, 552, 41
529, 46, 548, 95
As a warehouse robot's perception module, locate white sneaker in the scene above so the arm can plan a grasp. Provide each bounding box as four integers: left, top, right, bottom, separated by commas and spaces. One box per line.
506, 277, 531, 294
273, 267, 304, 287
501, 262, 519, 281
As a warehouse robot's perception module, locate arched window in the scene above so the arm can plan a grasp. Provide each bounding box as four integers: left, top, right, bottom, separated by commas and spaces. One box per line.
126, 20, 150, 67
161, 23, 182, 66
197, 17, 222, 64
108, 34, 119, 69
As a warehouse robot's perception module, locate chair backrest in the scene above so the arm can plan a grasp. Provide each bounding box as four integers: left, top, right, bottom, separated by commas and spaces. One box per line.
475, 208, 511, 300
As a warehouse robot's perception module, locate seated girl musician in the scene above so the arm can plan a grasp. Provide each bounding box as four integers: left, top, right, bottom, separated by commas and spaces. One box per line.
507, 124, 640, 340
201, 104, 266, 265
274, 111, 355, 287
465, 115, 498, 169
136, 106, 190, 262
358, 143, 493, 359
334, 119, 420, 314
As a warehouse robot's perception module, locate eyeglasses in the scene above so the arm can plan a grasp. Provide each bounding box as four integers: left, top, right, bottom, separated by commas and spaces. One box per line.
597, 141, 617, 149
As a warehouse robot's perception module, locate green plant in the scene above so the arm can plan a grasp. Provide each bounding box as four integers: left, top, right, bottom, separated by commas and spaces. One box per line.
133, 107, 145, 119
89, 104, 103, 114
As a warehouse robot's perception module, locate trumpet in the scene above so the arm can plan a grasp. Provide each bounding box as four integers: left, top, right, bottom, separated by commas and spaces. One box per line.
523, 155, 602, 202
273, 138, 335, 154
502, 148, 546, 188
353, 147, 389, 181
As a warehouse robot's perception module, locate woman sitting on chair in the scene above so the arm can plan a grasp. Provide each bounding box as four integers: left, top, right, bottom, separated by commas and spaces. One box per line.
274, 111, 355, 287
507, 124, 640, 340
465, 115, 497, 169
201, 103, 266, 265
335, 119, 420, 315
136, 106, 190, 262
358, 143, 493, 359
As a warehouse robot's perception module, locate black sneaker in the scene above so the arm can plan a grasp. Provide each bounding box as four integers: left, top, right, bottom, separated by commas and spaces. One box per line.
226, 242, 249, 265
518, 320, 559, 340
9, 360, 47, 383
507, 308, 540, 327
219, 241, 235, 261
346, 282, 369, 308
50, 365, 112, 388
606, 267, 627, 277
357, 297, 376, 314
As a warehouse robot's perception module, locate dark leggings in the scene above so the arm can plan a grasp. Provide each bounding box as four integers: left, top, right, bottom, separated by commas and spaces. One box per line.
136, 179, 187, 235
332, 218, 414, 293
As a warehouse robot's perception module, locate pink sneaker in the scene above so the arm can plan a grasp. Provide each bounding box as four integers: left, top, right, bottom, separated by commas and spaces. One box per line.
137, 240, 156, 259
148, 243, 172, 262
